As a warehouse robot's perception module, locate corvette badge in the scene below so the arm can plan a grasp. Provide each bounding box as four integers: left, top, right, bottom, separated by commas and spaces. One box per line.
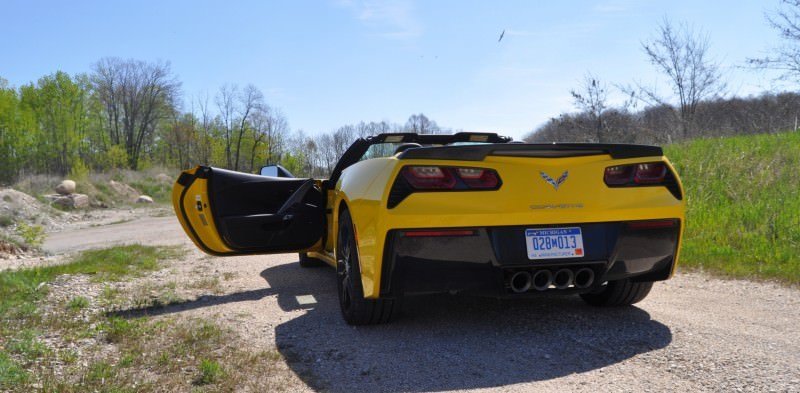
540, 170, 568, 190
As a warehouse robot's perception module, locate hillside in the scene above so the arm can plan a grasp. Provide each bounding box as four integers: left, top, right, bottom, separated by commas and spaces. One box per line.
666, 131, 800, 284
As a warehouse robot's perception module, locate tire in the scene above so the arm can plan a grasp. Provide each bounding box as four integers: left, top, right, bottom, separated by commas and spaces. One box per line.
580, 279, 653, 307
336, 208, 401, 325
298, 252, 325, 268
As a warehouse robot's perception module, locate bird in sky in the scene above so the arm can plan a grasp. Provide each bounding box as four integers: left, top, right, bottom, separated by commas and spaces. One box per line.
498, 29, 505, 42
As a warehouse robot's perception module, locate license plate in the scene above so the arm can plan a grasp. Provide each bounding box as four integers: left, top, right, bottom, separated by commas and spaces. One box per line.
525, 227, 584, 260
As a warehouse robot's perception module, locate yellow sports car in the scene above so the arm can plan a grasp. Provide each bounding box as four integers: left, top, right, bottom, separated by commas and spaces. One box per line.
172, 132, 685, 325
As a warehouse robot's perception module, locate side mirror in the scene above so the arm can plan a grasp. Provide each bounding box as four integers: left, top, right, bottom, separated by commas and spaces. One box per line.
260, 164, 295, 178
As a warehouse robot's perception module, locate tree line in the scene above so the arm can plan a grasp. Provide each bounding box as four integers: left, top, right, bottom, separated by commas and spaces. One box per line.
0, 57, 447, 184
526, 3, 800, 143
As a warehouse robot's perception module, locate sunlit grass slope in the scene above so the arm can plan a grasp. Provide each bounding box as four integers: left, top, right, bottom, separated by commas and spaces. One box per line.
666, 131, 800, 284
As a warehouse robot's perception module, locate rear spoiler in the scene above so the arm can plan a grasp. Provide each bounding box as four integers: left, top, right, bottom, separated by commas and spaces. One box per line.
397, 143, 663, 161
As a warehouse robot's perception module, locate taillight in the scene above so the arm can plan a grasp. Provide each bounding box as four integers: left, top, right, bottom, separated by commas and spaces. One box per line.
604, 162, 668, 186
456, 168, 500, 189
401, 166, 456, 189
604, 165, 635, 185
633, 163, 667, 184
397, 166, 502, 191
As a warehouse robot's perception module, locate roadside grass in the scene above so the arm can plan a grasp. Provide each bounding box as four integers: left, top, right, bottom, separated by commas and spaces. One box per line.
666, 131, 800, 285
0, 244, 294, 392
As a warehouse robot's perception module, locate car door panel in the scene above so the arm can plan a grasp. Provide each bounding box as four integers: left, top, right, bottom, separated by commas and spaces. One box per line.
173, 166, 324, 256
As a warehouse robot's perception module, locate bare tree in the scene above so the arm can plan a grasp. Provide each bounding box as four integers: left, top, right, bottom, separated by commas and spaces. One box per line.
571, 73, 609, 142
317, 133, 337, 175
749, 0, 800, 83
405, 113, 442, 134
635, 18, 726, 139
215, 84, 237, 168
265, 108, 288, 164
233, 84, 263, 171
248, 105, 288, 171
332, 125, 356, 159
91, 57, 180, 169
195, 91, 214, 165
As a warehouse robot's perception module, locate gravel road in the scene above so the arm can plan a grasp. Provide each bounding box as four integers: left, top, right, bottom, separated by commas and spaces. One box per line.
42, 215, 800, 392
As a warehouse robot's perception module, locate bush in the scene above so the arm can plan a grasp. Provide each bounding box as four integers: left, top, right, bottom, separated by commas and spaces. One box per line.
196, 359, 223, 385
15, 222, 45, 249
69, 159, 90, 182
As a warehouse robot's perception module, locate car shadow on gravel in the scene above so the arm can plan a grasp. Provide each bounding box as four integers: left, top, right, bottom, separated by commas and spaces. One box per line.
261, 262, 673, 392
107, 260, 672, 392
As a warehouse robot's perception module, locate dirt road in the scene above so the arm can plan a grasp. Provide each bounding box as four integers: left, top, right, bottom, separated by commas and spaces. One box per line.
43, 216, 800, 392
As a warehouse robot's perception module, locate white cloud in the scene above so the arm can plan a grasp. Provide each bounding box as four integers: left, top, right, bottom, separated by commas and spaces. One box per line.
335, 0, 422, 39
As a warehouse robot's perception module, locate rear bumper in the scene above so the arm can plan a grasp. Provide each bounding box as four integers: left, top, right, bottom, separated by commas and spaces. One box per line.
378, 220, 681, 298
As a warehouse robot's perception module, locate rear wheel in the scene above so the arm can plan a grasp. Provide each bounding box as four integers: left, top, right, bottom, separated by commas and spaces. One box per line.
580, 279, 653, 306
298, 252, 325, 268
336, 208, 401, 325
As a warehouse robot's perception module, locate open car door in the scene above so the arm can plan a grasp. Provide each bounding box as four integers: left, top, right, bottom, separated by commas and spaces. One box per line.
172, 166, 325, 256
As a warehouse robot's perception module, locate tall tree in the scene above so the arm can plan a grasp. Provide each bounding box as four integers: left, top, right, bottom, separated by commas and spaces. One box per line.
233, 84, 263, 171
749, 0, 800, 83
215, 84, 237, 168
19, 71, 89, 174
636, 19, 725, 139
91, 58, 180, 169
570, 73, 609, 142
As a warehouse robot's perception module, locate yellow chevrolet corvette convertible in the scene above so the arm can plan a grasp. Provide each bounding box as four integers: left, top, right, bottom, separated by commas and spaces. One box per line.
172, 132, 685, 325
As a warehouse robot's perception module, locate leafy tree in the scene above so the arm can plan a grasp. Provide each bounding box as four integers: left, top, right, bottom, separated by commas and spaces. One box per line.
19, 71, 89, 175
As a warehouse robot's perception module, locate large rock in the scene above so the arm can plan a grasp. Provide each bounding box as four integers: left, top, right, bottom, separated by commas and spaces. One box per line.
55, 180, 76, 195
46, 193, 89, 209
136, 195, 154, 204
155, 173, 172, 184
109, 180, 139, 202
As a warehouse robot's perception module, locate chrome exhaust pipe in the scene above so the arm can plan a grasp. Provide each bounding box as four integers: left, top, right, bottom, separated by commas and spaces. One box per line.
553, 269, 574, 289
509, 271, 532, 293
532, 270, 553, 291
574, 268, 595, 289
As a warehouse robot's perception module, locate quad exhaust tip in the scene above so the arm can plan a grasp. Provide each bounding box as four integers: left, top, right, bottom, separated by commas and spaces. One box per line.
574, 267, 595, 289
509, 267, 596, 293
509, 271, 532, 293
553, 269, 574, 290
532, 270, 553, 291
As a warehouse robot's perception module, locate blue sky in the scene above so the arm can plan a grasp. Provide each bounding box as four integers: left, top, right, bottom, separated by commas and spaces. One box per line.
0, 0, 785, 140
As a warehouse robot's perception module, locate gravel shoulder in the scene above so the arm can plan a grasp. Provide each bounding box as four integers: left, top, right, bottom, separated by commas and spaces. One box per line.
20, 215, 800, 392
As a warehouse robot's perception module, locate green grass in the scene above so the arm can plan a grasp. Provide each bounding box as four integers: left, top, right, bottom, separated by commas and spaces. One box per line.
666, 131, 800, 284
196, 359, 224, 385
0, 245, 178, 320
129, 178, 171, 204
0, 244, 181, 391
67, 296, 90, 310
0, 351, 29, 388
